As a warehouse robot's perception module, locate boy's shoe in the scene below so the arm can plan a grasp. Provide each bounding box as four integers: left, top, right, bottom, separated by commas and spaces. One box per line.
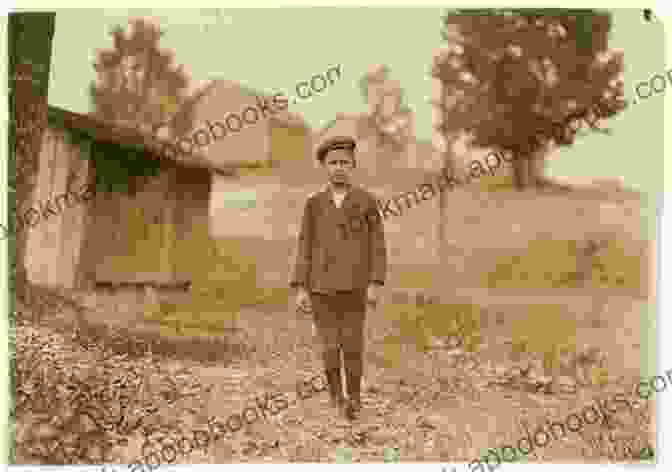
329, 394, 345, 411
344, 370, 362, 421
326, 368, 345, 412
344, 398, 362, 421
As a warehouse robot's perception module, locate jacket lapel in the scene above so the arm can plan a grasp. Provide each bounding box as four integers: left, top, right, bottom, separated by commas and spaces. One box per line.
317, 187, 334, 212
316, 184, 364, 223
342, 185, 363, 215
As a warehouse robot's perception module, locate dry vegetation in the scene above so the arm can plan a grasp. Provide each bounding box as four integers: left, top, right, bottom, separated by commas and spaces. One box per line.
12, 308, 213, 465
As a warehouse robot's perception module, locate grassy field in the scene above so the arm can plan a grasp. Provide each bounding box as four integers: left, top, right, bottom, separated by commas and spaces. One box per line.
483, 238, 642, 291
131, 228, 639, 347
377, 300, 615, 388
388, 235, 641, 377
126, 150, 639, 349
394, 238, 641, 292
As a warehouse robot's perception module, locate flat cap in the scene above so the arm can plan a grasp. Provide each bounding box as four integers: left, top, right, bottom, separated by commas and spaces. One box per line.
316, 135, 357, 163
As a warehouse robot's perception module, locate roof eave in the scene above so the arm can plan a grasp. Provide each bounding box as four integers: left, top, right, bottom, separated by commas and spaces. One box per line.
45, 104, 225, 173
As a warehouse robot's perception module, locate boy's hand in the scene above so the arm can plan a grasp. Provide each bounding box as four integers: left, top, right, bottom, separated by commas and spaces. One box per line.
366, 284, 380, 308
296, 287, 312, 314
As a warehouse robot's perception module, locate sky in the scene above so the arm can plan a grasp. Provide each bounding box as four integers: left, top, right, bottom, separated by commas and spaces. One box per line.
47, 7, 664, 201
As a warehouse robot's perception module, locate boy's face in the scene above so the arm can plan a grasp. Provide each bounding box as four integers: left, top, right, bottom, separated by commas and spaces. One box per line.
323, 149, 355, 186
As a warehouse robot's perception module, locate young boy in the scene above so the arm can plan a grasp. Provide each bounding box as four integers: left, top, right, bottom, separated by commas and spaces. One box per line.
290, 135, 387, 420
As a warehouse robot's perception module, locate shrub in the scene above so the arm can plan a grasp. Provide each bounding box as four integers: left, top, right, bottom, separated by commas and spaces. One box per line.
381, 302, 483, 366
396, 270, 436, 289
483, 238, 641, 291
478, 173, 517, 192
589, 239, 642, 291
484, 239, 580, 289
510, 304, 577, 373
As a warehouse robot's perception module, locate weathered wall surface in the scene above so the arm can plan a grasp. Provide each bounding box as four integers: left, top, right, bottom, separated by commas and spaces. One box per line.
24, 127, 92, 289
24, 128, 212, 290
90, 164, 211, 286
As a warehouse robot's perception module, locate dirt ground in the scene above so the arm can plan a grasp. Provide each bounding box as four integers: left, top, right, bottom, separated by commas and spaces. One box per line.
14, 280, 655, 465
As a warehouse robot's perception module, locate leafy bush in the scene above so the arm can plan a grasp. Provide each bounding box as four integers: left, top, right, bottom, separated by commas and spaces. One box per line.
237, 163, 275, 177
61, 128, 161, 194
510, 304, 577, 373
483, 238, 641, 291
589, 239, 642, 291
381, 302, 483, 366
478, 173, 517, 192
396, 270, 436, 289
484, 239, 580, 289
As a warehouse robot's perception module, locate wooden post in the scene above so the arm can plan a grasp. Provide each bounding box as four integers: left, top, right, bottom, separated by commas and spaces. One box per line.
431, 77, 458, 268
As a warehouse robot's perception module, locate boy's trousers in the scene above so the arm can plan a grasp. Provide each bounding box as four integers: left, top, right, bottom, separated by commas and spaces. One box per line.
310, 289, 367, 396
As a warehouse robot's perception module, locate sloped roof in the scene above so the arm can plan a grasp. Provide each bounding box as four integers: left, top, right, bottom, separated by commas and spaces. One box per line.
205, 79, 310, 130
45, 104, 231, 174
46, 79, 312, 175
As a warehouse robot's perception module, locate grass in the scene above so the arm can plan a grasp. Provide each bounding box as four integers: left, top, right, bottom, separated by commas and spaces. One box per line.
478, 173, 517, 192
510, 304, 577, 373
395, 270, 436, 289
236, 161, 276, 177
483, 238, 642, 291
589, 239, 642, 290
380, 302, 483, 368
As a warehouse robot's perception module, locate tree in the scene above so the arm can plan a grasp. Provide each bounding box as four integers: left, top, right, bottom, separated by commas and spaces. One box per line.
358, 65, 414, 153
89, 18, 195, 139
433, 9, 626, 189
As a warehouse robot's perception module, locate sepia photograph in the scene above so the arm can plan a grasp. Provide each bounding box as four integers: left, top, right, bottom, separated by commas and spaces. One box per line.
7, 7, 664, 467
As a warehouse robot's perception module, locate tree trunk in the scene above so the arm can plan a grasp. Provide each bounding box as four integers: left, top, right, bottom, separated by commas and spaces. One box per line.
530, 149, 548, 188
512, 147, 546, 190
436, 85, 450, 267
9, 12, 56, 305
438, 164, 450, 266
512, 153, 530, 190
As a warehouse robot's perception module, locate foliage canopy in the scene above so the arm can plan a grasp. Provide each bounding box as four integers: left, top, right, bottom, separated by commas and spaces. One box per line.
434, 9, 626, 168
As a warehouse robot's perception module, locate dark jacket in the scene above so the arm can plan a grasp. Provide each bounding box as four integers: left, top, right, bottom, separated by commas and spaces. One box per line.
290, 185, 387, 293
